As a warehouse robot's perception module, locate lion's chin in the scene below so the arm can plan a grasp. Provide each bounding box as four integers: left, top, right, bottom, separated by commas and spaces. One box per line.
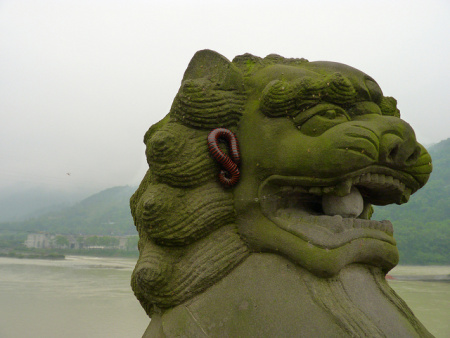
270, 213, 396, 249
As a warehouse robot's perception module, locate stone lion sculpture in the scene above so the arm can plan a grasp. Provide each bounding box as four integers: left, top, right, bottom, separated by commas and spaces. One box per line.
130, 50, 433, 337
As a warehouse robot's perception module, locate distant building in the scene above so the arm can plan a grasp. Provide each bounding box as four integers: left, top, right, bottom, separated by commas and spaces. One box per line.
67, 235, 82, 249
118, 237, 128, 250
25, 233, 54, 249
24, 233, 136, 251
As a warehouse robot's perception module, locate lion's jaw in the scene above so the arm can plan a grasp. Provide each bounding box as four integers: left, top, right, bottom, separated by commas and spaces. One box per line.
235, 177, 401, 278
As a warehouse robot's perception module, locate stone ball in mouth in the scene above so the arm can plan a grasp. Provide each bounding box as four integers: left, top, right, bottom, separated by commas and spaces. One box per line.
322, 186, 364, 218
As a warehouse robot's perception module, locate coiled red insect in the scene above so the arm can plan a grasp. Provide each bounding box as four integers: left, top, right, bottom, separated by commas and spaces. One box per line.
207, 128, 240, 187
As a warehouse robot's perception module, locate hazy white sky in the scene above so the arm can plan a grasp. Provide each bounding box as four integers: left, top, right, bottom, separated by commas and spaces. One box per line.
1, 0, 449, 195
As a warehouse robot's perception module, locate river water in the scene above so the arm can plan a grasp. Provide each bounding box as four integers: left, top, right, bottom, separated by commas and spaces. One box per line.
0, 256, 448, 337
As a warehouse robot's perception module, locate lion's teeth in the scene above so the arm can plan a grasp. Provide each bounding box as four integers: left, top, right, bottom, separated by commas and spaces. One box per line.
353, 173, 403, 187
322, 186, 333, 194
400, 188, 412, 203
380, 220, 394, 234
360, 173, 371, 183
280, 186, 293, 193
293, 186, 307, 193
335, 179, 352, 196
308, 187, 322, 195
369, 220, 379, 229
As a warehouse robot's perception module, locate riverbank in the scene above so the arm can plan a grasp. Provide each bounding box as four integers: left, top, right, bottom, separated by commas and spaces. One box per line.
0, 247, 138, 260
0, 250, 65, 260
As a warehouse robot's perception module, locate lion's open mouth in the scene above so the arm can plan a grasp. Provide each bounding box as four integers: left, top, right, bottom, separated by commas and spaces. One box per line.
258, 166, 417, 248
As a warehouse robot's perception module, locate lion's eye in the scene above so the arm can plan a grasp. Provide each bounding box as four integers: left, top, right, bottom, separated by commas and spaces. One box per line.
293, 104, 348, 125
319, 108, 349, 120
294, 104, 349, 136
322, 110, 337, 119
348, 101, 382, 116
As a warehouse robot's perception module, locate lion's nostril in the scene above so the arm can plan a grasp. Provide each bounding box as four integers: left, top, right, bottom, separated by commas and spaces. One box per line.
406, 146, 421, 165
387, 144, 399, 162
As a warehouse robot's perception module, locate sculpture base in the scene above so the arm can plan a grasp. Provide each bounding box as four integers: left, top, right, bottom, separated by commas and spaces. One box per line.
143, 254, 432, 337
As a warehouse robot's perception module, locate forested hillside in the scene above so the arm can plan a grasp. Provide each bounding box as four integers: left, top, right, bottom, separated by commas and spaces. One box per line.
0, 186, 136, 236
373, 138, 450, 264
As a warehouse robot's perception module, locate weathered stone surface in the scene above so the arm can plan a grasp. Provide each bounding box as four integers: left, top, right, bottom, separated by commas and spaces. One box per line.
130, 50, 433, 337
143, 255, 429, 337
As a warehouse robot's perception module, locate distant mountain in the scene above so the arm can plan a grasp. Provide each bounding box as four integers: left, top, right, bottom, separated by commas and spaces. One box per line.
373, 138, 450, 264
0, 186, 137, 236
0, 187, 84, 222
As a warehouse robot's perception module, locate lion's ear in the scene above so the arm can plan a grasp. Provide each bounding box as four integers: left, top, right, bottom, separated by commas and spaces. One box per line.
182, 49, 244, 91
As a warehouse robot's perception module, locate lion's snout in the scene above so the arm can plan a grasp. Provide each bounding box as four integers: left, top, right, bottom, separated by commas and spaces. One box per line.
353, 115, 425, 170
379, 132, 421, 168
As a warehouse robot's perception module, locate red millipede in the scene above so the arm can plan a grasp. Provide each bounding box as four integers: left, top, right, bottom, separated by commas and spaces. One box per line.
207, 128, 240, 187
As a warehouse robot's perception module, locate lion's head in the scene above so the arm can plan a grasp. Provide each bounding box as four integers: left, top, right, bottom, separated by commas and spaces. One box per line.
130, 50, 432, 317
